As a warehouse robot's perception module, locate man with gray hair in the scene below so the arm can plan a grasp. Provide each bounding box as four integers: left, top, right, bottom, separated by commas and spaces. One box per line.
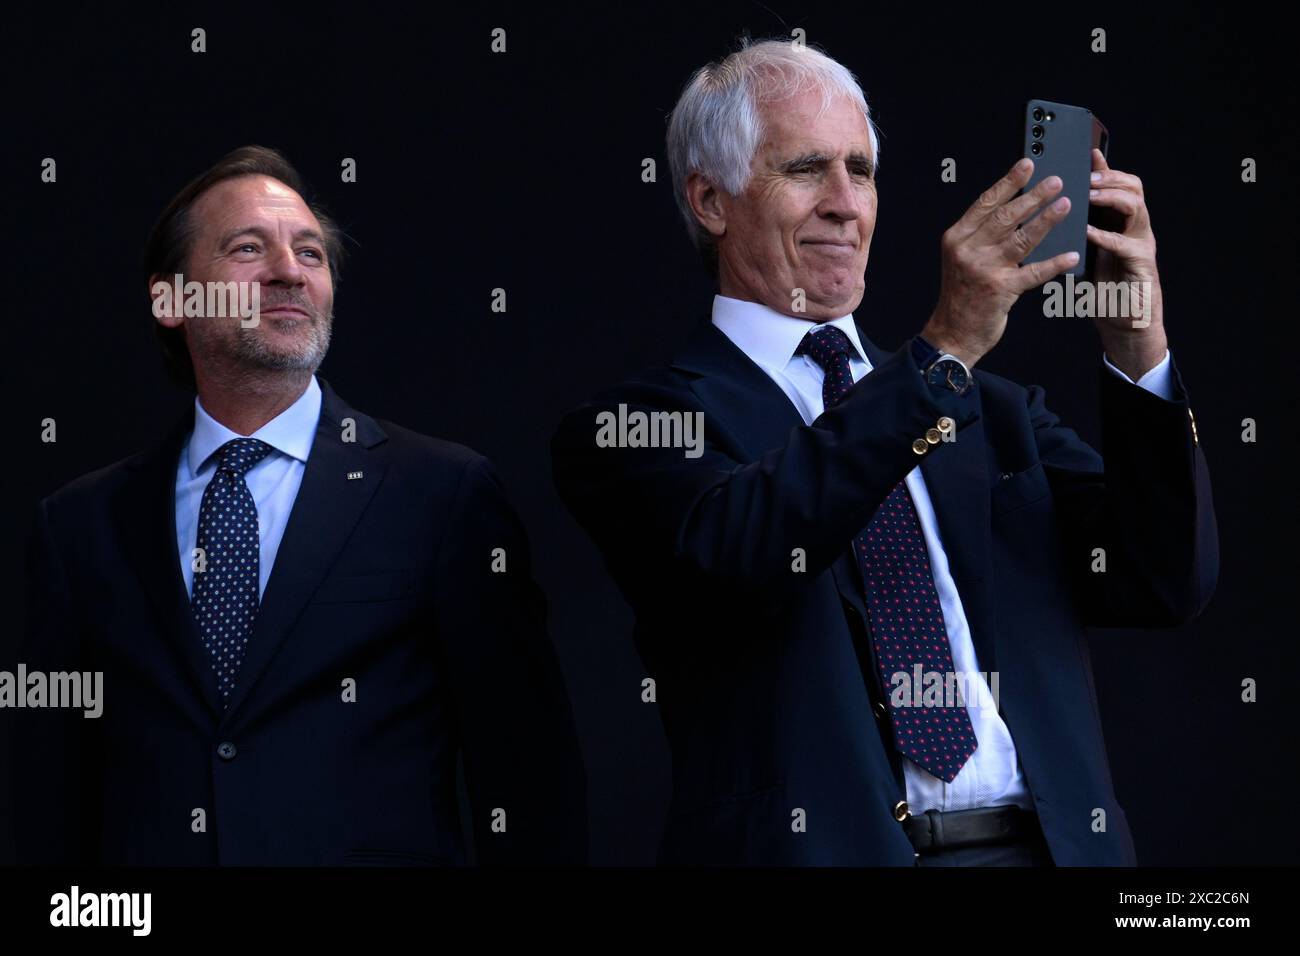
553, 39, 1216, 865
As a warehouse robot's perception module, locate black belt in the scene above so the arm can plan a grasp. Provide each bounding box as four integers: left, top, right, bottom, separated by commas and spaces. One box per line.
903, 804, 1039, 853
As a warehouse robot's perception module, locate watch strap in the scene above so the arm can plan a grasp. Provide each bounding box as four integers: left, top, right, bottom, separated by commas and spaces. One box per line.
911, 334, 940, 370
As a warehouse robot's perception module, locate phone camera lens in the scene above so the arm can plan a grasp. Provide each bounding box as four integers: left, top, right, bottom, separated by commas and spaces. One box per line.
1031, 107, 1045, 122
1031, 125, 1044, 140
1030, 142, 1043, 156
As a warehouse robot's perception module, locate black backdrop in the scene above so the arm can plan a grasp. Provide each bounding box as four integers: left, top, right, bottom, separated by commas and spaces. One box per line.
2, 2, 1295, 866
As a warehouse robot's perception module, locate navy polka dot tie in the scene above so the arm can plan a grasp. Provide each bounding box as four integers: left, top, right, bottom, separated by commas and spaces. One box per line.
797, 326, 978, 782
191, 438, 273, 708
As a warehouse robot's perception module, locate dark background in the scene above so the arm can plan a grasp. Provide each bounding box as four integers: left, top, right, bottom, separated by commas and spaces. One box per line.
2, 2, 1294, 865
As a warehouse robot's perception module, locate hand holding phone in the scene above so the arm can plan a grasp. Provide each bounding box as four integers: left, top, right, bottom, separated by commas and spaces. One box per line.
921, 158, 1079, 368
1018, 99, 1114, 278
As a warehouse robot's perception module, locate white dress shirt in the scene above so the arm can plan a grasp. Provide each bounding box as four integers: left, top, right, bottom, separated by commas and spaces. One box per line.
711, 294, 1172, 813
175, 375, 323, 600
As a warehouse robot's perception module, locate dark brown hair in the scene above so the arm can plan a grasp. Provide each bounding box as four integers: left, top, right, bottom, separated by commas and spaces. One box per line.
142, 145, 346, 387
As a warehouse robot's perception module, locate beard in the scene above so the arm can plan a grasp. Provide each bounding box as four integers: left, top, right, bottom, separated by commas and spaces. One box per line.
186, 286, 334, 374
232, 306, 333, 372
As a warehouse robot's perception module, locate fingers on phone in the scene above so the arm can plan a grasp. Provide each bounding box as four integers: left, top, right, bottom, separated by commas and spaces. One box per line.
1018, 251, 1079, 291
1016, 207, 1077, 258
1007, 193, 1069, 258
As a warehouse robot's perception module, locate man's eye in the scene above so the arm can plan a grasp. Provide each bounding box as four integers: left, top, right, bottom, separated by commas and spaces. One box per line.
300, 249, 322, 260
234, 244, 258, 253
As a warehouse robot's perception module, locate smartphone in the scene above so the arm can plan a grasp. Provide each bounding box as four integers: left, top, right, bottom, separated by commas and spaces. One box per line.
1019, 99, 1111, 279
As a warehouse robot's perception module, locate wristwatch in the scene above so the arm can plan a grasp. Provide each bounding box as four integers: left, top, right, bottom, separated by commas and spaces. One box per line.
912, 335, 973, 397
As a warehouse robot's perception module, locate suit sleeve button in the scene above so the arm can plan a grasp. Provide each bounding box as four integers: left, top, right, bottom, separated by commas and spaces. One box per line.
912, 439, 929, 455
937, 416, 955, 433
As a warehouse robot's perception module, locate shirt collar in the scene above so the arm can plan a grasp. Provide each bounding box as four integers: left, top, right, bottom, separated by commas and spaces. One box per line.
188, 375, 322, 475
711, 294, 871, 371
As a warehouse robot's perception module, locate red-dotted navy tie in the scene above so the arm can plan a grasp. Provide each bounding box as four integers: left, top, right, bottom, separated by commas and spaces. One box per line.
797, 326, 978, 782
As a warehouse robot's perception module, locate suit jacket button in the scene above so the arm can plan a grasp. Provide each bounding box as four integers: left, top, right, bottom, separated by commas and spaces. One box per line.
893, 800, 911, 822
937, 416, 955, 433
874, 700, 889, 720
217, 742, 237, 761
911, 439, 929, 455
925, 427, 943, 445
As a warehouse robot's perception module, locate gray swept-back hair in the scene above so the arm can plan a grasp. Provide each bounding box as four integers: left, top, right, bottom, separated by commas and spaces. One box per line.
666, 38, 881, 276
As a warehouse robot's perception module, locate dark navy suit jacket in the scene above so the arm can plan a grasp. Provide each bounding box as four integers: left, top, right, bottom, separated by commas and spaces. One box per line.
552, 317, 1217, 866
17, 377, 586, 865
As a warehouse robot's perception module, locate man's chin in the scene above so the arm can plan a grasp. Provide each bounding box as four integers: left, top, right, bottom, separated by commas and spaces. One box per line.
234, 341, 328, 373
793, 268, 863, 313
257, 355, 321, 372
802, 288, 864, 320
231, 323, 331, 372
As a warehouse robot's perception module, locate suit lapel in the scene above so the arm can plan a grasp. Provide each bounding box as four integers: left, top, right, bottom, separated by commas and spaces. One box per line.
117, 409, 225, 722
672, 315, 999, 673
672, 318, 808, 457
673, 318, 874, 629
219, 377, 388, 724
116, 378, 390, 725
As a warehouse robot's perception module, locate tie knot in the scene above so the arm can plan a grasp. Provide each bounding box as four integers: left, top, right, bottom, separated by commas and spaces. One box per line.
214, 438, 273, 477
796, 325, 853, 372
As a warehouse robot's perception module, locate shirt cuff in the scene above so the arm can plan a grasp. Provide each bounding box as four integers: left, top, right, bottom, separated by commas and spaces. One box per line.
1102, 349, 1174, 401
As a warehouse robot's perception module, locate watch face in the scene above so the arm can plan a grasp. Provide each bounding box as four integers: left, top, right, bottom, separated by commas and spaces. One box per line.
929, 358, 969, 393
943, 361, 969, 393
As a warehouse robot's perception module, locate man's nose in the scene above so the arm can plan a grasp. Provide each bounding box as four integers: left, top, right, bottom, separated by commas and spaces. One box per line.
262, 242, 306, 285
817, 164, 861, 221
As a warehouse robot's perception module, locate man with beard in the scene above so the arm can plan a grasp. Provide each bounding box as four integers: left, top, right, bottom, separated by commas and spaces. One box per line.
15, 146, 586, 866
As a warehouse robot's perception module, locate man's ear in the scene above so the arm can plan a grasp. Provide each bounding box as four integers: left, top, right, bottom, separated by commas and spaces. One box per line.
148, 273, 183, 327
685, 171, 727, 241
